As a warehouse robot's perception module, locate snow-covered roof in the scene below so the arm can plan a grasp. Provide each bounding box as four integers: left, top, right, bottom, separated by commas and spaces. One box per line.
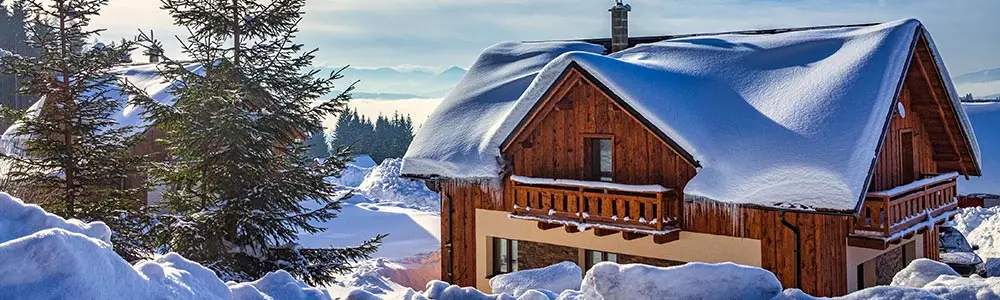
405, 19, 979, 212
1, 62, 204, 154
960, 101, 1000, 195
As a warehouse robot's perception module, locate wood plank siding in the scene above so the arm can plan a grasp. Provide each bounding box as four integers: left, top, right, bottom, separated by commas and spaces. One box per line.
502, 67, 696, 192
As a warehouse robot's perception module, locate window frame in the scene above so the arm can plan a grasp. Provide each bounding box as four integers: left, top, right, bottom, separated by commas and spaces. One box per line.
492, 238, 518, 275
900, 129, 916, 183
584, 249, 618, 270
583, 134, 614, 182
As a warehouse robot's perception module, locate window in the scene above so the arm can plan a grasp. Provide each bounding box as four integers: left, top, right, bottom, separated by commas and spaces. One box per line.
901, 131, 915, 182
588, 138, 613, 182
584, 250, 617, 269
492, 238, 518, 275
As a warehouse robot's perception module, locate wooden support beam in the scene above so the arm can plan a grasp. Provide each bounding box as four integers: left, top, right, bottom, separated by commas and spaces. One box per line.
902, 231, 915, 241
622, 231, 648, 241
848, 236, 888, 250
653, 231, 680, 244
537, 222, 562, 231
889, 237, 902, 245
593, 228, 617, 237
917, 227, 928, 235
565, 225, 582, 233
915, 49, 969, 179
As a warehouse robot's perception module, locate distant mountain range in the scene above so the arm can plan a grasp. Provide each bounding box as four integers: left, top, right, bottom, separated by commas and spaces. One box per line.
319, 66, 466, 100
955, 67, 1000, 99
955, 67, 1000, 84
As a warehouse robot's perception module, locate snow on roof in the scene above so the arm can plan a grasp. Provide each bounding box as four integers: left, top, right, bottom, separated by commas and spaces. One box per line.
0, 62, 205, 154
401, 41, 605, 178
404, 19, 977, 212
960, 101, 1000, 195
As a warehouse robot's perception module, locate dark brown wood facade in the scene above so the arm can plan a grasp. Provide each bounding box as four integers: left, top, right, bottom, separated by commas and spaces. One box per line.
434, 32, 975, 296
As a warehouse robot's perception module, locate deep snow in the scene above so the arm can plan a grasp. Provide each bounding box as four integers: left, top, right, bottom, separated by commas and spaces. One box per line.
0, 192, 328, 300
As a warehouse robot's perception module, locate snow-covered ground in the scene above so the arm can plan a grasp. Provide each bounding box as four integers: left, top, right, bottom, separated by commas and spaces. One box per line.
304, 157, 444, 296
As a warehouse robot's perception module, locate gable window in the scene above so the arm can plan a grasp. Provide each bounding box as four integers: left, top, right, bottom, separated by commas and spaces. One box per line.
584, 250, 617, 270
901, 131, 915, 183
588, 138, 613, 182
492, 238, 518, 275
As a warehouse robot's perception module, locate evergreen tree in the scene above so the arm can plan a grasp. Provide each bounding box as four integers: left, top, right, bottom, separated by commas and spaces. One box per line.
304, 129, 330, 159
0, 0, 151, 260
130, 0, 383, 285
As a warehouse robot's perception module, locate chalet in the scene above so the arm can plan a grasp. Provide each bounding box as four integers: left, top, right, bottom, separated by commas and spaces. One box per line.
400, 4, 981, 297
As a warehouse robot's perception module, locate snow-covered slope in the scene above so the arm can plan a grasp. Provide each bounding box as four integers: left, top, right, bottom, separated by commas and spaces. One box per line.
404, 19, 978, 212
960, 102, 1000, 195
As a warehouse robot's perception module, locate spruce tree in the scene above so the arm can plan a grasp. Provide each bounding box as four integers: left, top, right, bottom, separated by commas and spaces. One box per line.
305, 130, 330, 159
130, 0, 383, 284
0, 0, 152, 260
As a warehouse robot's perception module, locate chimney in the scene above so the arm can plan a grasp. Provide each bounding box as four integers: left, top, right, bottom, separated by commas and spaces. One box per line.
609, 0, 631, 53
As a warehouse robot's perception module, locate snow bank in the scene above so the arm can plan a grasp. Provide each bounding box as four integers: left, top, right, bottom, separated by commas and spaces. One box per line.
359, 159, 439, 211
0, 192, 111, 244
490, 261, 582, 297
966, 213, 1000, 257
0, 191, 334, 300
329, 155, 378, 188
579, 262, 782, 300
0, 228, 231, 300
404, 19, 978, 212
890, 259, 959, 288
227, 270, 332, 300
950, 206, 1000, 236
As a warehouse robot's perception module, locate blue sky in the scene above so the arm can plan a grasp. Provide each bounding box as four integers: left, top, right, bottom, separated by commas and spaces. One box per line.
93, 0, 999, 75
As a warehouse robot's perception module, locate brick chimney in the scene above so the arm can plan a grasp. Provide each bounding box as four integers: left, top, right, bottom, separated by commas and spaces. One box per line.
609, 0, 631, 52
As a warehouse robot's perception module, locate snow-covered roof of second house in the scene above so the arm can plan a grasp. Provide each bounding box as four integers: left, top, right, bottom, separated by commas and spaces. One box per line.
402, 19, 979, 213
1, 62, 205, 154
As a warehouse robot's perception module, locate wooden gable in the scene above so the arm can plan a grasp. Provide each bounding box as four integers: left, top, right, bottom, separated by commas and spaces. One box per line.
501, 64, 696, 189
869, 33, 981, 192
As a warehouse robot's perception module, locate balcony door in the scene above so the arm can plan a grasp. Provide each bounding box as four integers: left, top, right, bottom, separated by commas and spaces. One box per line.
586, 136, 613, 182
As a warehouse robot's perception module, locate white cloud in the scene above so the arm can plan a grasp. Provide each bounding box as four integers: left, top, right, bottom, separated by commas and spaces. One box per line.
89, 0, 1000, 75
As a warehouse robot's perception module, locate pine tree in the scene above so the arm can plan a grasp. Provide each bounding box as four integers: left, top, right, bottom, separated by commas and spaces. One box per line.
305, 129, 330, 159
0, 0, 152, 260
130, 0, 383, 285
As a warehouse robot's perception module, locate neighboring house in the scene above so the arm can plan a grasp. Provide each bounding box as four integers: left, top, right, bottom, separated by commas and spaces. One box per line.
400, 6, 980, 298
0, 61, 205, 205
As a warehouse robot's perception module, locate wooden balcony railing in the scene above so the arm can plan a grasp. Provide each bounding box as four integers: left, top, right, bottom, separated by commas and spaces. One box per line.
509, 176, 681, 233
853, 173, 958, 238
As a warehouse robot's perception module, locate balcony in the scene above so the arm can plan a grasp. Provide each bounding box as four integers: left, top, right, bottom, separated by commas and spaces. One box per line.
507, 175, 681, 244
849, 173, 959, 249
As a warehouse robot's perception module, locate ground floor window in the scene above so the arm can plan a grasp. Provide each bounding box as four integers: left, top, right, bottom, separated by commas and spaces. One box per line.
492, 238, 518, 275
585, 250, 618, 270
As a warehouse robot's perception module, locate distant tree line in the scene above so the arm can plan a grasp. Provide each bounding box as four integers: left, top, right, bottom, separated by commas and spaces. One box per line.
0, 0, 39, 126
326, 109, 414, 163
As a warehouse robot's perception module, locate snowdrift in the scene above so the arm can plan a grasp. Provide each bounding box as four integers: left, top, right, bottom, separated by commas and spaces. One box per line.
0, 192, 330, 300
358, 159, 439, 211
490, 261, 582, 297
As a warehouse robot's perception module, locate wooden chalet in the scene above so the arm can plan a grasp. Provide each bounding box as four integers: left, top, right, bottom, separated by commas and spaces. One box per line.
401, 6, 981, 297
